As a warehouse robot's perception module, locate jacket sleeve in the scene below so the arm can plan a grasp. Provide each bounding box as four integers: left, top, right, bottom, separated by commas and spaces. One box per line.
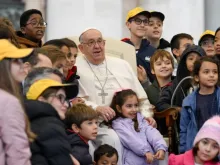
155, 83, 175, 112
179, 105, 190, 154
1, 99, 31, 165
144, 121, 168, 152
112, 120, 151, 156
36, 123, 73, 165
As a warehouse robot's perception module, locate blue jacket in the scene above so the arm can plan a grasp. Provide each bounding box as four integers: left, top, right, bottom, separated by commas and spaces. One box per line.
179, 87, 220, 153
122, 39, 156, 82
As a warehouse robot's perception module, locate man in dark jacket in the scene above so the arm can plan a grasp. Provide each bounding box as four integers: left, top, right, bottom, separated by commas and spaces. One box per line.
122, 7, 156, 83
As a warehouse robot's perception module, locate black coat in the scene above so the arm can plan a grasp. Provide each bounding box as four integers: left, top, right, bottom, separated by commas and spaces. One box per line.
66, 130, 93, 165
24, 100, 73, 165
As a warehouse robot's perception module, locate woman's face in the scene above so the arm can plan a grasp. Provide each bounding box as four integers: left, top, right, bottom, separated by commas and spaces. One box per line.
214, 30, 220, 54
41, 88, 69, 120
10, 59, 26, 83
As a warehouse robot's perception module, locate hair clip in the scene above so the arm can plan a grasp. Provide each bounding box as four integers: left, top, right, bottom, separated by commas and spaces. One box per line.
114, 88, 131, 96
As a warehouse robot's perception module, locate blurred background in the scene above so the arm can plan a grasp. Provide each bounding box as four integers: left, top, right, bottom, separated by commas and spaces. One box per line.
0, 0, 219, 43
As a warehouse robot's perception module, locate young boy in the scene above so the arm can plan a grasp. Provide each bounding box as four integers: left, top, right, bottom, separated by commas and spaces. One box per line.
170, 33, 194, 76
146, 49, 174, 106
122, 7, 156, 83
146, 49, 174, 135
94, 144, 118, 165
198, 30, 215, 56
16, 9, 46, 48
145, 11, 170, 50
65, 103, 98, 165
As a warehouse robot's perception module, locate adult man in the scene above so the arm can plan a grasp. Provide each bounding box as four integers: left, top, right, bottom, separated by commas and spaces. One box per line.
76, 28, 154, 165
198, 30, 215, 56
16, 9, 46, 48
122, 7, 156, 83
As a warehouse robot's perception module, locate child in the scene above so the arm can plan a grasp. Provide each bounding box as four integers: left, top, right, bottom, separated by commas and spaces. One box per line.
156, 45, 206, 112
146, 49, 174, 105
169, 115, 220, 165
16, 9, 46, 48
65, 103, 99, 165
94, 144, 118, 165
145, 11, 170, 50
122, 7, 156, 83
111, 89, 168, 165
198, 30, 215, 56
214, 27, 220, 56
180, 56, 220, 153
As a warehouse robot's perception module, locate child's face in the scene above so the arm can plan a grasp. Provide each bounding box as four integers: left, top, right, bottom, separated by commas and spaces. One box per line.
146, 17, 163, 40
197, 61, 218, 88
96, 153, 118, 165
196, 138, 219, 163
174, 38, 193, 59
214, 31, 220, 54
186, 52, 200, 72
53, 58, 67, 74
152, 57, 173, 79
119, 95, 138, 119
22, 14, 45, 41
126, 15, 148, 38
200, 36, 215, 57
78, 119, 98, 141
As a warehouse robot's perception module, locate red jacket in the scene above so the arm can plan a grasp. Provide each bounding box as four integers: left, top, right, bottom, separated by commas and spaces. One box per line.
169, 150, 220, 165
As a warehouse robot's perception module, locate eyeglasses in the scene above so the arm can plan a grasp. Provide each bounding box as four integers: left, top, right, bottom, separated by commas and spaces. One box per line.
130, 18, 149, 26
26, 21, 47, 28
82, 39, 105, 47
50, 94, 70, 107
201, 40, 214, 47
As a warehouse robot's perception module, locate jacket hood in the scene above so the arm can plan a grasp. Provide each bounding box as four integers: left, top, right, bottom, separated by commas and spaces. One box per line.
24, 100, 60, 120
177, 45, 206, 82
16, 31, 42, 48
121, 38, 151, 47
158, 38, 170, 49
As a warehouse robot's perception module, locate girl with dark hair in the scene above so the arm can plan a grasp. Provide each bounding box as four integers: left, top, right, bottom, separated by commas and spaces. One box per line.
110, 89, 167, 165
180, 56, 220, 153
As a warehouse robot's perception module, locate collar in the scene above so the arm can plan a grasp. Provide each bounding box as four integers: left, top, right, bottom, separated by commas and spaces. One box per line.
67, 129, 88, 144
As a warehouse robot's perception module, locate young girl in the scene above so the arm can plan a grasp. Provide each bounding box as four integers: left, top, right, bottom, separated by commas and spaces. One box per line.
180, 56, 220, 153
170, 115, 220, 165
214, 27, 220, 55
0, 39, 34, 165
111, 89, 168, 165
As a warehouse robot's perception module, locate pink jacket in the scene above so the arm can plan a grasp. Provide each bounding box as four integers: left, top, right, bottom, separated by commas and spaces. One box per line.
0, 89, 31, 165
169, 150, 220, 165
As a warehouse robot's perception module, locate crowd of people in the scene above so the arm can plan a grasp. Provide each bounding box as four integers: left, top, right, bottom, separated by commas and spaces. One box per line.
0, 6, 220, 165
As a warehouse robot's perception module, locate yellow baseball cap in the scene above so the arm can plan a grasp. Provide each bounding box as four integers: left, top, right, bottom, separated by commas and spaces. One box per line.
126, 7, 151, 22
198, 30, 215, 45
0, 39, 33, 61
26, 79, 79, 100
150, 11, 165, 21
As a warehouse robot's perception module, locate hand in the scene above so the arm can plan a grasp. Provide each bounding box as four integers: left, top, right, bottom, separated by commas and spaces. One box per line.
137, 65, 147, 83
96, 106, 116, 122
154, 150, 165, 160
145, 117, 157, 128
145, 152, 154, 164
71, 97, 85, 105
70, 154, 80, 165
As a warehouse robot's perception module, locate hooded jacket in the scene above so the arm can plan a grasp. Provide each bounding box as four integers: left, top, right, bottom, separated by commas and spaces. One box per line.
66, 130, 93, 165
122, 38, 156, 82
157, 38, 170, 49
156, 45, 206, 111
16, 31, 42, 48
24, 100, 73, 165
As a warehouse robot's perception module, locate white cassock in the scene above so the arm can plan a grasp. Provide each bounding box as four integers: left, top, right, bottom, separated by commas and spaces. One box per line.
76, 55, 153, 165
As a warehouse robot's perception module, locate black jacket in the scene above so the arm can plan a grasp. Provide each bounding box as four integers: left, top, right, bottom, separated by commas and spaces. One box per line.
155, 45, 206, 112
157, 38, 170, 49
122, 38, 156, 82
66, 130, 93, 165
24, 100, 73, 165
